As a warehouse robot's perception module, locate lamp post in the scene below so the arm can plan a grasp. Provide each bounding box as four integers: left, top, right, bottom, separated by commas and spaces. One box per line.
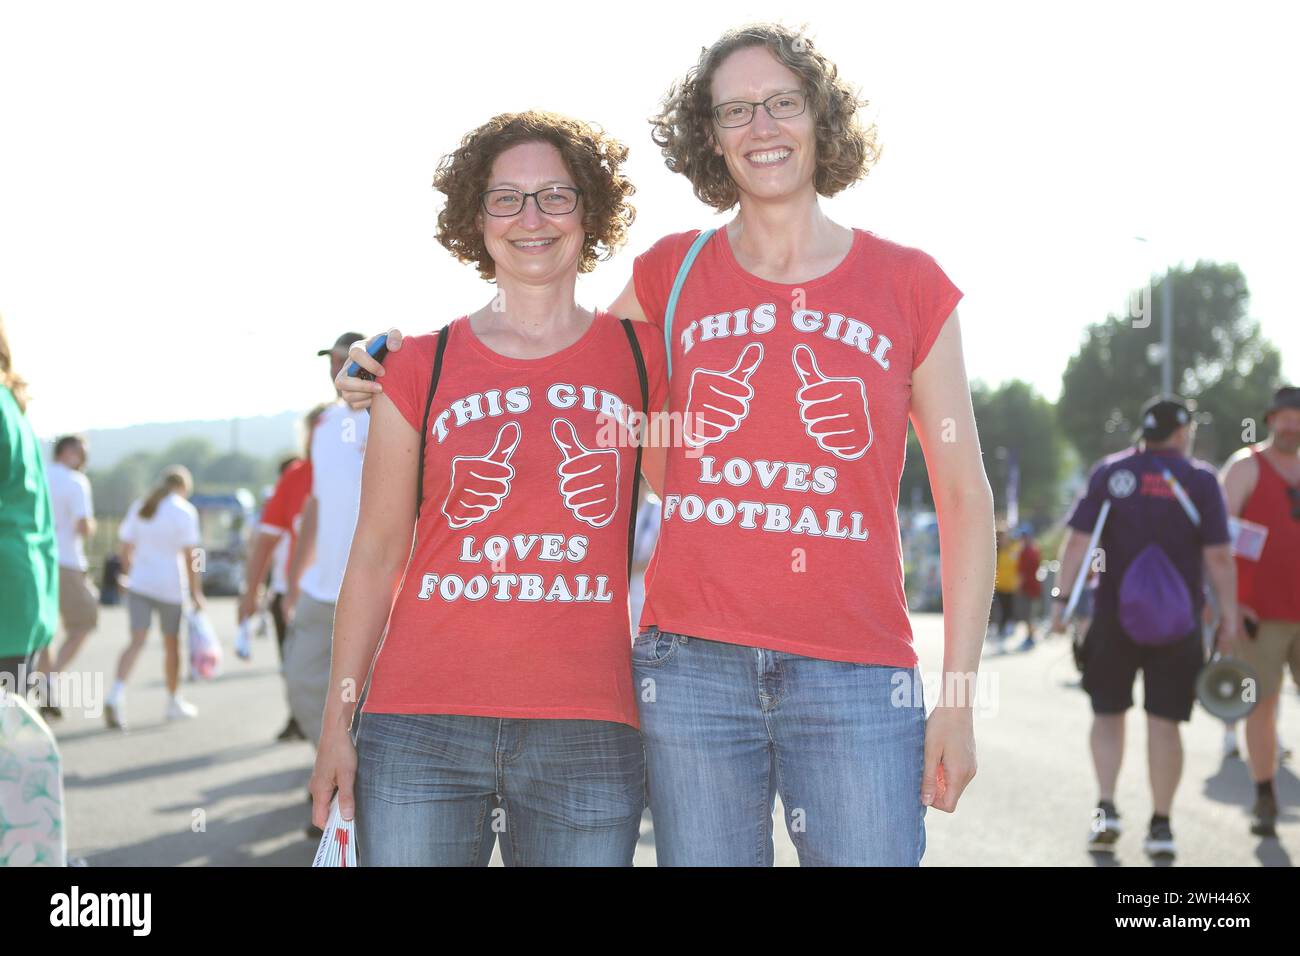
1136, 236, 1174, 395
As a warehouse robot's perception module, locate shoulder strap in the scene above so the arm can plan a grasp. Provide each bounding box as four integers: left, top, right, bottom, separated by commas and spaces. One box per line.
415, 325, 451, 519
664, 228, 716, 379
350, 324, 448, 749
620, 318, 649, 582
1160, 467, 1202, 529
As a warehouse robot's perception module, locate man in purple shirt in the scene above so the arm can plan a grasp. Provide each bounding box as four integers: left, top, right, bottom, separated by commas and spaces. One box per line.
1051, 396, 1238, 859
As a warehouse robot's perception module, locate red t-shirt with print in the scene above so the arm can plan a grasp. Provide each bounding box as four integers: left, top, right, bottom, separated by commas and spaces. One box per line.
259, 458, 312, 563
633, 227, 963, 666
362, 311, 668, 728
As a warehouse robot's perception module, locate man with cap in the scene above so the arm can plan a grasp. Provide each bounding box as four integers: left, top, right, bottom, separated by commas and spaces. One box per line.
1050, 395, 1237, 858
1220, 385, 1300, 837
282, 332, 368, 836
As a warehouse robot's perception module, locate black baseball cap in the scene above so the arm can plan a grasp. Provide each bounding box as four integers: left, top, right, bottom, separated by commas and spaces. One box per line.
1137, 395, 1194, 442
317, 332, 365, 357
1265, 386, 1300, 420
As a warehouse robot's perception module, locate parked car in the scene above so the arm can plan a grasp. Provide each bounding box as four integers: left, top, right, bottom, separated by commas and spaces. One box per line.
190, 490, 256, 595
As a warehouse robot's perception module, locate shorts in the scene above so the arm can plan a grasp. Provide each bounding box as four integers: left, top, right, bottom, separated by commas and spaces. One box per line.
58, 566, 99, 633
126, 590, 183, 636
1080, 611, 1204, 722
282, 593, 334, 746
1234, 620, 1300, 702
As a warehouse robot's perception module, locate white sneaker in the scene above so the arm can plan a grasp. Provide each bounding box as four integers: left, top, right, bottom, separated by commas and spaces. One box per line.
104, 698, 126, 731
165, 696, 199, 721
235, 620, 253, 661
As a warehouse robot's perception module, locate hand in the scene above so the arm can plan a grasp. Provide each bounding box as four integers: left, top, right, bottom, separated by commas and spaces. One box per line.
190, 593, 207, 612
282, 583, 299, 627
552, 418, 620, 528
1239, 604, 1259, 640
237, 587, 260, 624
793, 344, 873, 460
443, 422, 520, 529
1048, 602, 1067, 635
921, 704, 977, 813
336, 329, 405, 411
683, 342, 763, 448
309, 727, 358, 829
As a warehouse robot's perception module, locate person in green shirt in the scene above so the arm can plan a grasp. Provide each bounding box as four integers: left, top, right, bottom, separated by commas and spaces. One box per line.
0, 314, 58, 698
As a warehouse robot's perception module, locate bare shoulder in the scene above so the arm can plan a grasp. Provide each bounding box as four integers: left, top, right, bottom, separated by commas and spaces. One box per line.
1221, 446, 1258, 480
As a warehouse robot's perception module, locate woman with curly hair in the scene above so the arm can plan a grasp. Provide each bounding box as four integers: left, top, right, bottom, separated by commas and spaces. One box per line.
310, 111, 667, 865
344, 22, 992, 867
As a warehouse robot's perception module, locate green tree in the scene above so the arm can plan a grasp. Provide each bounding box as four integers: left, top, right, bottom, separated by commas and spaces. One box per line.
900, 379, 1069, 524
155, 436, 217, 477
973, 380, 1070, 521
201, 451, 268, 487
87, 451, 155, 517
1059, 262, 1282, 466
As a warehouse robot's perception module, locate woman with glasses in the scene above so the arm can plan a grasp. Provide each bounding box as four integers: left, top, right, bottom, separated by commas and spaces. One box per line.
310, 111, 667, 866
342, 22, 991, 866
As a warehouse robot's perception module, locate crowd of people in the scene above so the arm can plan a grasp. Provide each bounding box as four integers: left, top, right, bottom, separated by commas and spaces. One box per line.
1, 20, 1296, 868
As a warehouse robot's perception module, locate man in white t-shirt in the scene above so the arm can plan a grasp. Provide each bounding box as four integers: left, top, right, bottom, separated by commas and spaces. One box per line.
282, 333, 368, 764
37, 435, 100, 716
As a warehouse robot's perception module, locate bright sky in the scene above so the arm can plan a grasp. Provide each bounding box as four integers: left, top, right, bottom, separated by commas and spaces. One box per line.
3, 0, 1297, 439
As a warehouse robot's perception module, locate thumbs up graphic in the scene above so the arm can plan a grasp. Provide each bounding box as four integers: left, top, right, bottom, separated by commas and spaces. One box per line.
441, 421, 521, 529
683, 342, 764, 448
792, 344, 873, 460
552, 418, 621, 529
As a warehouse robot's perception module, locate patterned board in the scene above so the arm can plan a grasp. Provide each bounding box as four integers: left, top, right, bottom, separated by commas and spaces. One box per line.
0, 691, 66, 867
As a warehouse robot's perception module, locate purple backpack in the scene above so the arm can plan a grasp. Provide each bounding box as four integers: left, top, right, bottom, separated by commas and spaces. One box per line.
1117, 467, 1201, 646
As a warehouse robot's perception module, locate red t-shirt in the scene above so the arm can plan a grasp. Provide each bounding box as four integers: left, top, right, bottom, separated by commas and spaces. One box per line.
259, 458, 313, 566
362, 311, 668, 727
633, 227, 962, 666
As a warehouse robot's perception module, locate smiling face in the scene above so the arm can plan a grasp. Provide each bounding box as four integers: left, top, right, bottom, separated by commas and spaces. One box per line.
709, 44, 818, 205
478, 140, 587, 287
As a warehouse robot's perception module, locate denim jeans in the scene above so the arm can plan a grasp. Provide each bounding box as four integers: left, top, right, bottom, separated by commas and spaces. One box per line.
354, 712, 644, 866
633, 627, 927, 866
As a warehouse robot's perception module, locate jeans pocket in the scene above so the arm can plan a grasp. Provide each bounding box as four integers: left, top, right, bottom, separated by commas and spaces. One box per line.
631, 627, 682, 668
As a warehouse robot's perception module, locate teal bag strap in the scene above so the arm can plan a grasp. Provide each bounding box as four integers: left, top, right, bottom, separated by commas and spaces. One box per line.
664, 228, 716, 379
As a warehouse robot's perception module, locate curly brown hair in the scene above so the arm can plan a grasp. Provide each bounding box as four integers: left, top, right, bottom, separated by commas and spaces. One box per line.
433, 111, 636, 281
650, 22, 880, 211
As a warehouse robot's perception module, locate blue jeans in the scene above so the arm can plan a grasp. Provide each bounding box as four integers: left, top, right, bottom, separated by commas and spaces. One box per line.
354, 713, 644, 866
633, 627, 927, 866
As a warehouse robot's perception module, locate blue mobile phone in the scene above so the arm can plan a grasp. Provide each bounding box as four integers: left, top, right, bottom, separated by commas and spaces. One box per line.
345, 333, 389, 381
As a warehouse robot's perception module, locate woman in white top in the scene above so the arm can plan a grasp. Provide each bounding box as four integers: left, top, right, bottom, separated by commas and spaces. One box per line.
108, 465, 206, 729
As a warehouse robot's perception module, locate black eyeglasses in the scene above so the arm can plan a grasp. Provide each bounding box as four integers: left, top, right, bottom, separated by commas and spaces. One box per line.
712, 90, 807, 128
480, 186, 582, 217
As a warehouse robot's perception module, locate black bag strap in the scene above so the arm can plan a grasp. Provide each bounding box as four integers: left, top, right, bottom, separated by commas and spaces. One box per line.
415, 325, 451, 519
620, 318, 649, 582
351, 324, 449, 748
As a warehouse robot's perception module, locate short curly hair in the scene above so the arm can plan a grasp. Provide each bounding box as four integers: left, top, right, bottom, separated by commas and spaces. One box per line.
650, 22, 880, 211
433, 111, 636, 281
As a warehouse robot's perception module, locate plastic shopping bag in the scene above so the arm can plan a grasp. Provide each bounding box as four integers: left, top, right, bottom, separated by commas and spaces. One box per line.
186, 610, 223, 680
312, 794, 358, 867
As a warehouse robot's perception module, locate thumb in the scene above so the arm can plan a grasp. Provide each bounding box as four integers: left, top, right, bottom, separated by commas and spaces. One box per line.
724, 342, 764, 384
792, 344, 827, 389
337, 768, 356, 822
483, 421, 521, 465
551, 418, 588, 462
386, 327, 405, 352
